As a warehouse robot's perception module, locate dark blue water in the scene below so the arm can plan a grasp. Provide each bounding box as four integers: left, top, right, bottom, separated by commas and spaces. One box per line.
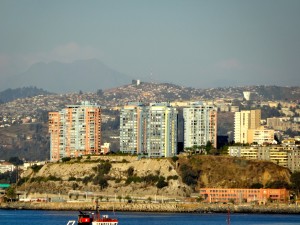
1, 210, 300, 225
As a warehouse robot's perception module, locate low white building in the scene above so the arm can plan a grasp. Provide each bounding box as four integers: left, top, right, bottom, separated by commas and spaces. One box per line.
0, 161, 15, 173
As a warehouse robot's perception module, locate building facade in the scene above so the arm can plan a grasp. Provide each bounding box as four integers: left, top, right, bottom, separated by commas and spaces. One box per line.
120, 102, 178, 157
0, 161, 15, 174
146, 103, 178, 157
234, 109, 261, 144
247, 128, 275, 145
120, 102, 146, 155
199, 188, 289, 203
183, 102, 217, 149
49, 101, 101, 161
228, 145, 300, 170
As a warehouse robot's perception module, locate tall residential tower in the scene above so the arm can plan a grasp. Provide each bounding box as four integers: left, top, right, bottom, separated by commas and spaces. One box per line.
183, 102, 217, 149
234, 109, 261, 144
119, 102, 146, 155
146, 102, 178, 157
49, 101, 101, 161
120, 102, 178, 157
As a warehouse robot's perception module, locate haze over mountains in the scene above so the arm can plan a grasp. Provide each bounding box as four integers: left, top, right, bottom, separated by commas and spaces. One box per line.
0, 59, 134, 93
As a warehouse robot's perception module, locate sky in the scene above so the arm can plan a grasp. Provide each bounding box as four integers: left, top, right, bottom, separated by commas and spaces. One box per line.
0, 0, 300, 89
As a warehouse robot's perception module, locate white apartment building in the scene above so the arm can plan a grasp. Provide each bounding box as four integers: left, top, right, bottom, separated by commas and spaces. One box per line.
120, 102, 178, 157
183, 102, 217, 149
146, 103, 178, 157
120, 102, 146, 155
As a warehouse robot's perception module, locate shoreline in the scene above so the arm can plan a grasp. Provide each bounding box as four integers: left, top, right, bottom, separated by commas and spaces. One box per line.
1, 202, 300, 214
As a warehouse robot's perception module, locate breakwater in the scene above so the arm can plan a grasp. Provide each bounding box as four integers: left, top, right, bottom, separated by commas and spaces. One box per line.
1, 202, 300, 214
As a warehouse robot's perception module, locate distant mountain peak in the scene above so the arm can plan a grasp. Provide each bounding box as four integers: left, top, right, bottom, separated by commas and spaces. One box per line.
1, 59, 133, 93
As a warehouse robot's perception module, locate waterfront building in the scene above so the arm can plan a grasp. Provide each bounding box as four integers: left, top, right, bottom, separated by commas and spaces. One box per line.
120, 102, 146, 155
120, 102, 178, 157
49, 101, 101, 161
183, 102, 217, 149
199, 188, 289, 204
146, 102, 178, 157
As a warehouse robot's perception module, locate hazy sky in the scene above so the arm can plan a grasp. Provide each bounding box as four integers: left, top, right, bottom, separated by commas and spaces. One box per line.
0, 0, 300, 88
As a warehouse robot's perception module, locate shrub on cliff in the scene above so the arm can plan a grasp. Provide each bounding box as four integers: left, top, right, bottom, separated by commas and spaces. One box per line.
126, 176, 142, 184
179, 164, 199, 186
265, 180, 291, 189
156, 176, 168, 189
93, 161, 112, 175
127, 166, 135, 177
31, 164, 43, 173
61, 157, 71, 163
167, 175, 179, 181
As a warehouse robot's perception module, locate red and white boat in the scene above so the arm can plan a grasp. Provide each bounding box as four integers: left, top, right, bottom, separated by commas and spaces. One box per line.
66, 202, 118, 225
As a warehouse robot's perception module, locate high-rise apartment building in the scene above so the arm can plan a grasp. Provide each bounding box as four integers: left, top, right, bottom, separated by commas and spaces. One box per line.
49, 101, 101, 161
183, 102, 217, 149
146, 103, 178, 157
120, 102, 146, 155
120, 102, 177, 157
234, 109, 261, 144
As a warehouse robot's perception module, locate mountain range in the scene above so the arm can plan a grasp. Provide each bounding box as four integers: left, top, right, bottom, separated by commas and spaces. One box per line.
1, 59, 133, 93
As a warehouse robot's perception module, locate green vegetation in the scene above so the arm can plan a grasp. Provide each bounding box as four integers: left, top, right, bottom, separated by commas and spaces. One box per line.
61, 157, 71, 163
156, 176, 168, 189
167, 175, 179, 181
171, 156, 179, 163
8, 156, 24, 166
179, 164, 199, 186
127, 166, 134, 177
265, 180, 290, 189
5, 186, 17, 201
31, 164, 43, 173
29, 175, 62, 183
250, 182, 264, 189
68, 176, 77, 181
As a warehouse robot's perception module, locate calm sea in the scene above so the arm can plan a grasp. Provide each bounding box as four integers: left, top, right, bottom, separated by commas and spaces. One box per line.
1, 210, 300, 225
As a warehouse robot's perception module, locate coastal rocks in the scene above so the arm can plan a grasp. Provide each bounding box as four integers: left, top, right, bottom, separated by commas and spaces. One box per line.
2, 202, 300, 214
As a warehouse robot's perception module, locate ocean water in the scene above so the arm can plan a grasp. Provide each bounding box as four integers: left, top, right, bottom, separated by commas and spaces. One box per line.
1, 210, 300, 225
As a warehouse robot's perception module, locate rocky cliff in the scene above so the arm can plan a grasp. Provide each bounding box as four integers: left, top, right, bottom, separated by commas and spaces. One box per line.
19, 155, 291, 200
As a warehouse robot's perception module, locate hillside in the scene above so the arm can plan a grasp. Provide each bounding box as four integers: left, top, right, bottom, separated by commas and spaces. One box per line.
177, 155, 291, 190
18, 155, 292, 200
0, 123, 49, 161
0, 87, 51, 103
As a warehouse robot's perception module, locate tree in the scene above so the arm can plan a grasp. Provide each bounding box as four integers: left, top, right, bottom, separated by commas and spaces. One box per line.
61, 157, 71, 163
127, 166, 134, 177
156, 176, 168, 189
98, 177, 108, 190
125, 195, 132, 203
72, 183, 79, 190
265, 180, 290, 189
205, 141, 213, 154
250, 182, 264, 189
8, 157, 23, 166
6, 186, 16, 201
117, 195, 122, 202
171, 155, 179, 163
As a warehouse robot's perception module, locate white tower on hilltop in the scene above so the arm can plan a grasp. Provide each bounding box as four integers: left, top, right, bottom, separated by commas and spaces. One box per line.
243, 91, 252, 101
